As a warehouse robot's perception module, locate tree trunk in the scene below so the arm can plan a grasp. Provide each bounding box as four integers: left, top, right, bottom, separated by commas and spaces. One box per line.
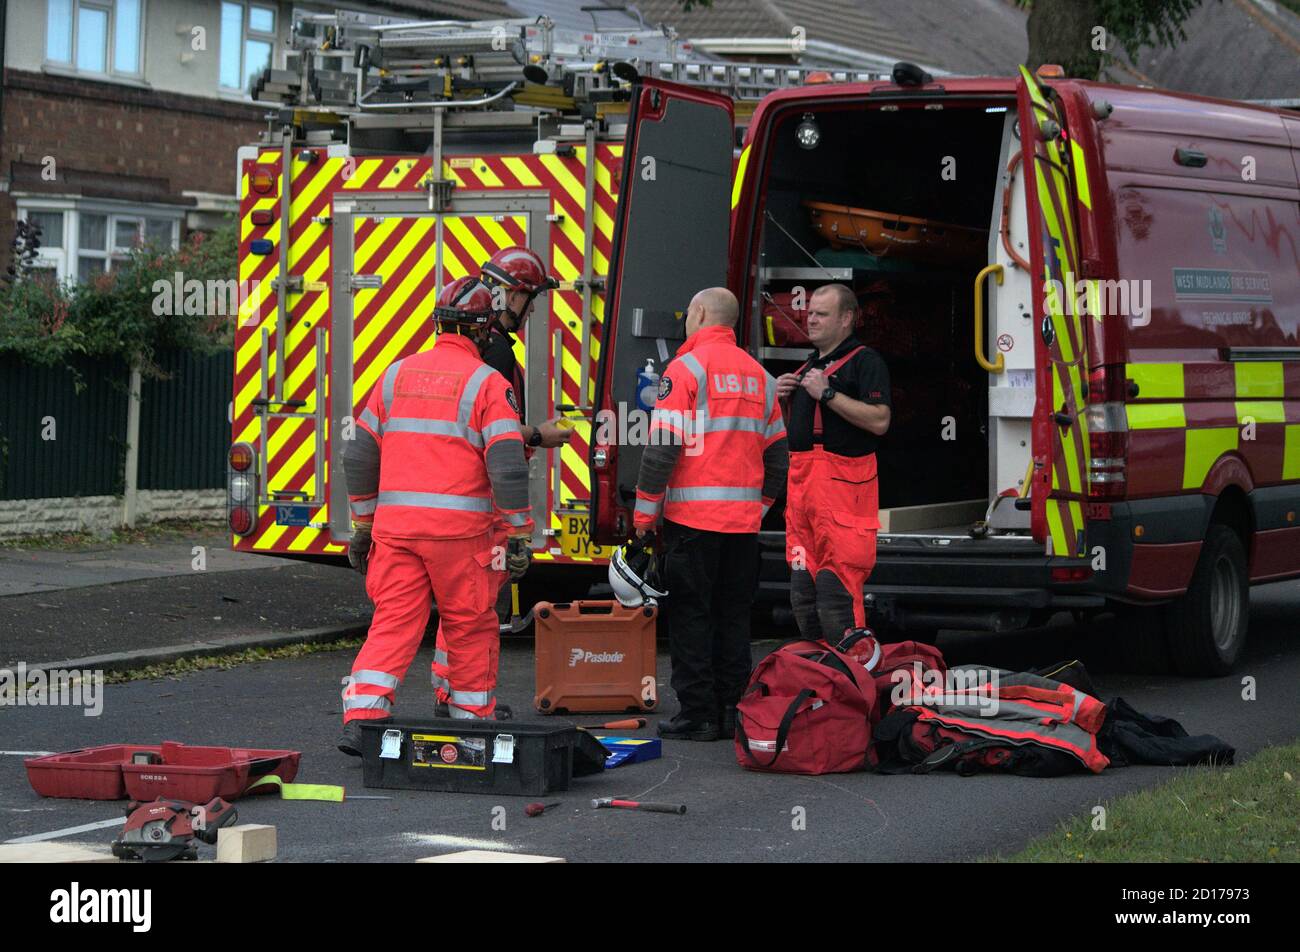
1026, 0, 1104, 79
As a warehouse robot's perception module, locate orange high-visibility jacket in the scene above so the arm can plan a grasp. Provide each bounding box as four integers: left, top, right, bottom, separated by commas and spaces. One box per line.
346, 333, 533, 540
635, 325, 787, 533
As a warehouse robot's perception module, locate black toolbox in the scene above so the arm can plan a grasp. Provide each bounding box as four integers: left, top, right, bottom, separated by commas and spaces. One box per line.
359, 719, 608, 796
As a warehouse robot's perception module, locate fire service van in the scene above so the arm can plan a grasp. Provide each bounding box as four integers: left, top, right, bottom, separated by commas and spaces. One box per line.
591, 65, 1300, 675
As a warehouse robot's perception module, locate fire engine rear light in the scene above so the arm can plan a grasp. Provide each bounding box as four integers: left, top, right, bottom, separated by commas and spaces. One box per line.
229, 475, 254, 505
250, 209, 274, 227
250, 169, 275, 194
228, 442, 254, 472
250, 239, 274, 255
229, 507, 254, 535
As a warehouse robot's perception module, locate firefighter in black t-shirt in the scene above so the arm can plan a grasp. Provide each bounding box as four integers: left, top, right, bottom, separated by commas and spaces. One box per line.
776, 283, 891, 643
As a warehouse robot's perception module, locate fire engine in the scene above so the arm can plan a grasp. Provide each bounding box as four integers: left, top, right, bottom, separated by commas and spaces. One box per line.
224, 9, 881, 599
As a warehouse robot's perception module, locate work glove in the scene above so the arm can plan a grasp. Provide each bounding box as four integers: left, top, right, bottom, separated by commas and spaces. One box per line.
348, 529, 372, 575
507, 536, 532, 581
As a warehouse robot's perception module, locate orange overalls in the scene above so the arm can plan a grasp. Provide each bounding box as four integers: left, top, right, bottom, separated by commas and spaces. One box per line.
344, 333, 533, 721
783, 345, 879, 635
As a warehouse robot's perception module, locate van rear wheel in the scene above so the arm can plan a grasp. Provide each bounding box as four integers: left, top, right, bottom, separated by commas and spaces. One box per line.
1162, 524, 1247, 676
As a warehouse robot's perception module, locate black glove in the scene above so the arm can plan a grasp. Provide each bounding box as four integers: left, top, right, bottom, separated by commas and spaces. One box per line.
507, 536, 532, 581
348, 529, 372, 575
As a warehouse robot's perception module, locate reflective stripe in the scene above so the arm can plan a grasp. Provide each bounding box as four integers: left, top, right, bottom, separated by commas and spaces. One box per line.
699, 415, 765, 434
447, 704, 477, 719
350, 497, 377, 515
351, 669, 399, 690
360, 407, 381, 434
666, 486, 762, 503
481, 417, 519, 443
504, 510, 530, 527
451, 689, 494, 707
763, 374, 777, 424
385, 416, 483, 447
381, 361, 403, 415
431, 671, 450, 693
433, 649, 449, 667
761, 503, 772, 519
343, 695, 392, 711
378, 490, 493, 512
459, 364, 495, 427
679, 353, 708, 418
635, 496, 662, 516
764, 417, 786, 440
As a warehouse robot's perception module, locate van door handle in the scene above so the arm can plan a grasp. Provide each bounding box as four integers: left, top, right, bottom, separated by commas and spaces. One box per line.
973, 264, 1005, 373
1054, 407, 1072, 427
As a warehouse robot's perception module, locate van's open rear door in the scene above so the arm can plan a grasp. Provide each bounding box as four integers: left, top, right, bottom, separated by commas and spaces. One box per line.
590, 79, 735, 543
1017, 66, 1091, 559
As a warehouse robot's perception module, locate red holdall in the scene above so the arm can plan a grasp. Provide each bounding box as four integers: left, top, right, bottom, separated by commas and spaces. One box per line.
735, 640, 878, 775
836, 630, 947, 720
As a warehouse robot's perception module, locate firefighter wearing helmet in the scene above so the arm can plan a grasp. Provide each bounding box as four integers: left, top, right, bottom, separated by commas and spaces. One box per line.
337, 276, 534, 754
478, 246, 572, 452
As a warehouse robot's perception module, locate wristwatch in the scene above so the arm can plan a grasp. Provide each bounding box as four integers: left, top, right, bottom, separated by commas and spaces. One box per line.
527, 425, 544, 447
819, 386, 837, 406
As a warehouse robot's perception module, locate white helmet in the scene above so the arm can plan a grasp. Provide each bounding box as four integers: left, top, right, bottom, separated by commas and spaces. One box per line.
608, 538, 667, 608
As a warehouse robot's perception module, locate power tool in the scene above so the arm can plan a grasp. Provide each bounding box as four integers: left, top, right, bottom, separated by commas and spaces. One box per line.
111, 797, 238, 862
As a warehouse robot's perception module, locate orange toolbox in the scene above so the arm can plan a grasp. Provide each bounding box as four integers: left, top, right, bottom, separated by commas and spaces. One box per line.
533, 600, 658, 715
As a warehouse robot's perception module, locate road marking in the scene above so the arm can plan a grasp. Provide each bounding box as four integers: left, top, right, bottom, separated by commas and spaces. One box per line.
400, 833, 514, 852
0, 751, 55, 757
6, 817, 126, 844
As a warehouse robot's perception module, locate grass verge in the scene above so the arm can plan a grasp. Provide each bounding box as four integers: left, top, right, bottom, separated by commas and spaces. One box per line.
995, 741, 1300, 862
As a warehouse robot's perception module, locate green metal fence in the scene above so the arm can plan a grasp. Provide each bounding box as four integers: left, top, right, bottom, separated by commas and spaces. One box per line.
0, 349, 232, 501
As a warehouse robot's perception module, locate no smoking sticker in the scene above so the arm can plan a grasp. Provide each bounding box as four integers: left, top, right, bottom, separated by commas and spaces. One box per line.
997, 333, 1015, 353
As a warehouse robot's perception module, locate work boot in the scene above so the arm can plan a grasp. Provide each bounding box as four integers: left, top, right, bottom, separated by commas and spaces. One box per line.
657, 714, 719, 742
717, 705, 737, 740
337, 717, 391, 757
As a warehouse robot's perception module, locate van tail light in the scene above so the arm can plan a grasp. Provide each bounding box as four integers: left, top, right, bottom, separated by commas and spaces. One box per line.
227, 443, 259, 536
1086, 365, 1128, 499
1050, 565, 1093, 583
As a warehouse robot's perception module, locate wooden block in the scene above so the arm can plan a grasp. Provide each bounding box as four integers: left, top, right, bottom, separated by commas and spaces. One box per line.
0, 843, 119, 863
216, 824, 277, 863
417, 850, 564, 863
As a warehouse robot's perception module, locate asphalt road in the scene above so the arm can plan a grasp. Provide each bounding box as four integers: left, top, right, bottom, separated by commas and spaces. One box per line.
3, 581, 1298, 863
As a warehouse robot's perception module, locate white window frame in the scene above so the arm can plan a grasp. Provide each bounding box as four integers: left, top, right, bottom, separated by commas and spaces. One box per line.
16, 198, 182, 285
219, 1, 278, 94
43, 0, 146, 80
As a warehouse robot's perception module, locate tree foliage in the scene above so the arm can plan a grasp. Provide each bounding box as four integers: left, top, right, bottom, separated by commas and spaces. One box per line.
1019, 0, 1211, 79
0, 217, 238, 375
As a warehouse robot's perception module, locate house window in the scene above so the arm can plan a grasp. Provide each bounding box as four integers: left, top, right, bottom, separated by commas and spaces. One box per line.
45, 0, 143, 76
220, 2, 276, 93
17, 204, 180, 284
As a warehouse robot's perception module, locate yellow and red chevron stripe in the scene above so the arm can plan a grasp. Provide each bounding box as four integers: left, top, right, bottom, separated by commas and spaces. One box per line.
232, 144, 623, 567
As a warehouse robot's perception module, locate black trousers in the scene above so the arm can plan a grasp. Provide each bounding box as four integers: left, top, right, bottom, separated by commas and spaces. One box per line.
662, 520, 760, 722
789, 567, 857, 645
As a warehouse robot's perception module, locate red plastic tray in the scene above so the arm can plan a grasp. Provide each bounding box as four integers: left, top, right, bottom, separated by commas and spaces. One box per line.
25, 742, 301, 801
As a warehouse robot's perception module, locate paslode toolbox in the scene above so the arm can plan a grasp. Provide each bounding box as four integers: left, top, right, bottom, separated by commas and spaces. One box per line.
533, 600, 658, 715
359, 718, 608, 796
25, 742, 300, 801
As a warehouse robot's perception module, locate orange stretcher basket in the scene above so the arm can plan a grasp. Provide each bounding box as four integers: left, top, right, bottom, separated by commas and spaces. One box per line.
803, 200, 987, 261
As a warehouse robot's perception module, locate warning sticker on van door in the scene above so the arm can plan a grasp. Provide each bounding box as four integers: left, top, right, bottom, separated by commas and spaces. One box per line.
411, 734, 487, 770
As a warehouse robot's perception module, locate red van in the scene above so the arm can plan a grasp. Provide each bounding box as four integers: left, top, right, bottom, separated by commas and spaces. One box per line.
591, 66, 1300, 676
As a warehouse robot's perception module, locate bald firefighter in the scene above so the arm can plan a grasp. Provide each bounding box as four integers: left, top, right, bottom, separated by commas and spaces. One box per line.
338, 276, 534, 754
633, 287, 789, 741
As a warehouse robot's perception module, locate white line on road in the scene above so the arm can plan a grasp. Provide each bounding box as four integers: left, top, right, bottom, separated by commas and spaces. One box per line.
5, 817, 126, 844
0, 751, 55, 757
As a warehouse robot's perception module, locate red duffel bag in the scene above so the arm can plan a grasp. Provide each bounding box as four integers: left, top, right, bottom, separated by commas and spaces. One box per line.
735, 640, 878, 775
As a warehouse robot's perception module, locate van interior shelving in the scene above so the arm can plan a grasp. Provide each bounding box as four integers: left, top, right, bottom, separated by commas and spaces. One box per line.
750, 100, 1036, 543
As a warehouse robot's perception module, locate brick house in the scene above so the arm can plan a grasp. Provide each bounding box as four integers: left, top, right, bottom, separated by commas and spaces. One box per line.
0, 0, 515, 281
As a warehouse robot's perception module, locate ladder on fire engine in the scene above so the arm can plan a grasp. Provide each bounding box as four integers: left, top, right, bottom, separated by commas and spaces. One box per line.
252, 8, 889, 114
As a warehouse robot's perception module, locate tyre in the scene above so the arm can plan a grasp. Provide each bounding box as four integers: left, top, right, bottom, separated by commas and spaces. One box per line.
1162, 524, 1248, 676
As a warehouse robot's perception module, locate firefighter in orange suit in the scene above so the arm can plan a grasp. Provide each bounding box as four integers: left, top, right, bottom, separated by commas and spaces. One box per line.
777, 283, 891, 645
633, 287, 789, 741
337, 276, 534, 754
